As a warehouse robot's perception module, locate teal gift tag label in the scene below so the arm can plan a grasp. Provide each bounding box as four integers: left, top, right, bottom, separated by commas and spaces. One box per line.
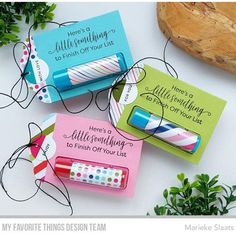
22, 11, 133, 103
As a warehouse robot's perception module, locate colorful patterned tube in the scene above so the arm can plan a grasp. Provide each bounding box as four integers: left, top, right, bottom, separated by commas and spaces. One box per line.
128, 107, 201, 154
53, 53, 127, 91
54, 157, 129, 190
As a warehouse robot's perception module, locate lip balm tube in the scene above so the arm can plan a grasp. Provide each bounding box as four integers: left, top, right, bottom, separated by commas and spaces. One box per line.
54, 157, 129, 190
53, 53, 127, 91
128, 107, 201, 154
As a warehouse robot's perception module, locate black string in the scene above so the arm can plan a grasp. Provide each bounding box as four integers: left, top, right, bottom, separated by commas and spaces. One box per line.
0, 157, 41, 202
95, 38, 178, 112
95, 38, 178, 142
0, 34, 178, 212
0, 122, 73, 215
0, 42, 30, 109
163, 37, 178, 79
0, 19, 177, 121
0, 20, 93, 114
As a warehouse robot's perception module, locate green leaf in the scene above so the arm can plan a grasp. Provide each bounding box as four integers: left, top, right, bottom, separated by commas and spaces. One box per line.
170, 187, 180, 194
202, 174, 210, 183
0, 19, 5, 25
183, 178, 189, 186
183, 182, 190, 192
231, 196, 236, 202
45, 12, 54, 20
232, 186, 236, 192
208, 175, 219, 187
177, 173, 185, 182
49, 3, 56, 12
170, 195, 177, 206
10, 25, 20, 33
3, 33, 18, 40
163, 189, 168, 199
210, 186, 222, 192
33, 22, 38, 30
34, 9, 39, 20
154, 206, 166, 215
150, 173, 236, 216
40, 22, 46, 29
0, 2, 57, 47
25, 14, 30, 24
191, 181, 199, 188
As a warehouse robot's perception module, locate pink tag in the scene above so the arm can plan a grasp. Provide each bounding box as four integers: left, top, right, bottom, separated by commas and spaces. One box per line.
30, 113, 143, 197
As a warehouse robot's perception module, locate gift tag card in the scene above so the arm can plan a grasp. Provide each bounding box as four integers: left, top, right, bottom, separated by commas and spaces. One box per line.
29, 113, 143, 197
110, 64, 226, 163
20, 11, 133, 103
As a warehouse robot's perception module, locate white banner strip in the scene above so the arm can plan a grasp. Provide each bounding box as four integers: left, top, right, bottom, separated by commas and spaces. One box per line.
0, 218, 236, 236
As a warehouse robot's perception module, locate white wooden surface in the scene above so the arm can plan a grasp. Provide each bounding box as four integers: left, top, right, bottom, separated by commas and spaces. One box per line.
0, 2, 236, 216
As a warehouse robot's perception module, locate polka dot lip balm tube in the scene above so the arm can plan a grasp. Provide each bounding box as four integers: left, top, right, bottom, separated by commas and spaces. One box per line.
54, 157, 129, 190
128, 107, 201, 154
53, 53, 127, 91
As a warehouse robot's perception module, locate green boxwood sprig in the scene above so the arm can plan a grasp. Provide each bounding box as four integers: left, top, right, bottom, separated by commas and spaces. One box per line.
150, 173, 236, 215
0, 2, 56, 47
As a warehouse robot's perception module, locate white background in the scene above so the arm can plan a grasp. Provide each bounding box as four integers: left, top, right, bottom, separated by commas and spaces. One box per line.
0, 2, 236, 216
